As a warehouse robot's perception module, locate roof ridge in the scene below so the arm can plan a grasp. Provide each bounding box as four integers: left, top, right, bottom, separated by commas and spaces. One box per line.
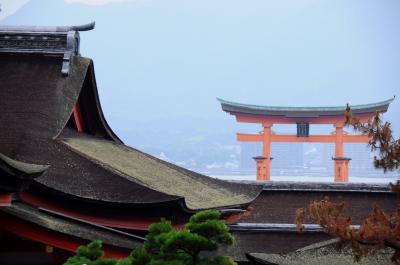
218, 96, 395, 110
0, 22, 95, 75
218, 97, 394, 118
0, 22, 95, 33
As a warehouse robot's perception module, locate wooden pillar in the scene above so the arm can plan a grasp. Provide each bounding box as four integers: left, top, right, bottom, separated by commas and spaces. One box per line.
333, 124, 350, 182
261, 123, 272, 181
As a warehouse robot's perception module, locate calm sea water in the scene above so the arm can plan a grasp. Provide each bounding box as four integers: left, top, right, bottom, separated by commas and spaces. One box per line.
211, 175, 398, 183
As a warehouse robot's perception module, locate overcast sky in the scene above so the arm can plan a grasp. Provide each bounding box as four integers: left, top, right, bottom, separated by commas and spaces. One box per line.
1, 0, 399, 136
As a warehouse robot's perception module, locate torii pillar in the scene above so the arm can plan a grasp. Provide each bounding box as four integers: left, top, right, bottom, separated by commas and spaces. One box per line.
261, 123, 272, 180
333, 124, 350, 182
253, 156, 267, 181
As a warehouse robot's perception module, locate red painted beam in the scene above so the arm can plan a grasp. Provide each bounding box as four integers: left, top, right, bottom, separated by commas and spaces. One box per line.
0, 211, 130, 258
237, 133, 263, 142
19, 192, 174, 230
236, 133, 370, 144
235, 113, 374, 125
18, 192, 244, 231
271, 134, 335, 143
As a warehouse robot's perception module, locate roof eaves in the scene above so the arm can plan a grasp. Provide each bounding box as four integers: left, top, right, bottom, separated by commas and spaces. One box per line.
1, 202, 143, 249
60, 137, 262, 211
0, 153, 49, 179
218, 97, 395, 115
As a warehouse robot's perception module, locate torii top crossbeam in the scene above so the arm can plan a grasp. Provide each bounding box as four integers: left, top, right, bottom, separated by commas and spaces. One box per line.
218, 97, 394, 182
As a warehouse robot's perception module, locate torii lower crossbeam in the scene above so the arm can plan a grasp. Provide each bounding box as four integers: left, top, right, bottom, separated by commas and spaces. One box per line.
238, 130, 369, 182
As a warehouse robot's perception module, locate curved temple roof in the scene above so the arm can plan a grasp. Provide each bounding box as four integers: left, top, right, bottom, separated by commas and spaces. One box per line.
1, 202, 143, 250
0, 33, 261, 213
61, 137, 259, 210
218, 97, 394, 118
0, 153, 49, 177
0, 153, 49, 192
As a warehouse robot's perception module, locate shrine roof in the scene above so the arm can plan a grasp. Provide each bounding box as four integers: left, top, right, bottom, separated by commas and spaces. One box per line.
218, 97, 394, 118
1, 202, 143, 250
0, 153, 49, 177
0, 153, 49, 192
0, 23, 262, 212
60, 136, 261, 210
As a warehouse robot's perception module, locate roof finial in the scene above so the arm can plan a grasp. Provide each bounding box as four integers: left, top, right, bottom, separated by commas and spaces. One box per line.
0, 22, 95, 32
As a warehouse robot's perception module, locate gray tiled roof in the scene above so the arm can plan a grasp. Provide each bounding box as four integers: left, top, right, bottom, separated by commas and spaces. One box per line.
218, 97, 394, 118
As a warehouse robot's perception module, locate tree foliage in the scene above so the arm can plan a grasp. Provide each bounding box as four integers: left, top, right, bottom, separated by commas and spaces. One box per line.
132, 209, 235, 265
296, 106, 400, 263
344, 103, 400, 173
64, 210, 236, 265
64, 240, 128, 265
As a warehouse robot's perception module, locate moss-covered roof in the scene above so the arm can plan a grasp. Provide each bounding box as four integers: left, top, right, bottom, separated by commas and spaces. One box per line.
0, 53, 261, 211
0, 153, 49, 176
62, 137, 261, 210
0, 153, 49, 192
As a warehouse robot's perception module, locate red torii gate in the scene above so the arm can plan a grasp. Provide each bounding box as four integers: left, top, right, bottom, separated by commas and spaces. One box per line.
218, 98, 394, 182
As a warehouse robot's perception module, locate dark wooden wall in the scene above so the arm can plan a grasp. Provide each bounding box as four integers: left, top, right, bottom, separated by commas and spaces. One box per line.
243, 189, 397, 224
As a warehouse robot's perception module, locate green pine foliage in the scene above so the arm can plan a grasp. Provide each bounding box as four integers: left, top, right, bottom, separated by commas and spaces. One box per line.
64, 240, 119, 265
64, 210, 236, 265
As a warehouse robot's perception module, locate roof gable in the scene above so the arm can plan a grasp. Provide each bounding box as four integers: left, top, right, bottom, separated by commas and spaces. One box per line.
0, 54, 90, 156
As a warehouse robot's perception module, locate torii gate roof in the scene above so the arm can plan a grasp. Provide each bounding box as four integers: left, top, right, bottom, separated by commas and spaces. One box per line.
218, 97, 394, 118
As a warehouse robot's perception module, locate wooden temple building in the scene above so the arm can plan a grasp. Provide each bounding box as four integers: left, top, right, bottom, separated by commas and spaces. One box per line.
0, 23, 262, 264
0, 22, 397, 265
218, 97, 394, 182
